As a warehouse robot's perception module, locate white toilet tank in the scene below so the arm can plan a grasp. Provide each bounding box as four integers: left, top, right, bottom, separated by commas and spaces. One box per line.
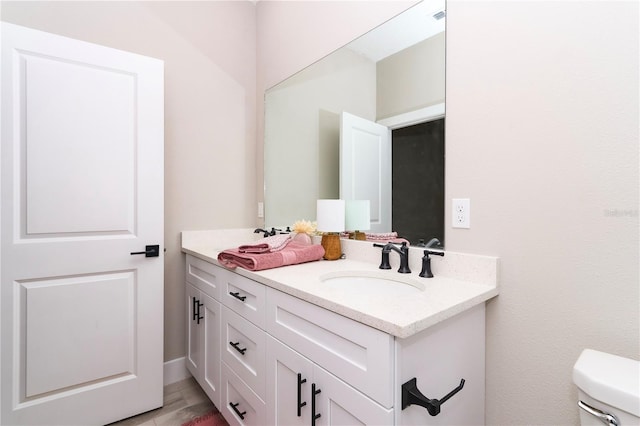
573, 349, 640, 425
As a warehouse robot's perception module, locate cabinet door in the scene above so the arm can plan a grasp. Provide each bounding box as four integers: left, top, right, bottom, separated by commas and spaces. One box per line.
201, 292, 221, 409
314, 366, 393, 426
186, 283, 202, 378
266, 335, 313, 426
186, 284, 221, 408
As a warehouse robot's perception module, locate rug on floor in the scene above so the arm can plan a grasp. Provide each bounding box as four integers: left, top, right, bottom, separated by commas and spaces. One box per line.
180, 410, 228, 426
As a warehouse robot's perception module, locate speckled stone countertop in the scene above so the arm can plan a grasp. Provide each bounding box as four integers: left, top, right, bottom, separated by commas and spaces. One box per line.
182, 229, 499, 339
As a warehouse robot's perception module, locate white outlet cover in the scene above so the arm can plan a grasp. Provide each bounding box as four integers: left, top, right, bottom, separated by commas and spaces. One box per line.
452, 198, 470, 228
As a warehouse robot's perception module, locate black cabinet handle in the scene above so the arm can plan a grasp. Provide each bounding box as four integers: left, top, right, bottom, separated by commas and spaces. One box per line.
191, 297, 203, 323
311, 383, 321, 425
130, 244, 159, 257
229, 291, 247, 302
229, 341, 247, 355
196, 300, 203, 324
229, 402, 246, 420
297, 373, 307, 417
192, 297, 198, 321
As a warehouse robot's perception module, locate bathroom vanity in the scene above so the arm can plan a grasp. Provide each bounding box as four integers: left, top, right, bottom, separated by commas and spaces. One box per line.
182, 230, 498, 425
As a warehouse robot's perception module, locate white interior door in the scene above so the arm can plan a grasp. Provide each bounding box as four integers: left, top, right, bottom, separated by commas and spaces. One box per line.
340, 112, 391, 233
1, 23, 164, 425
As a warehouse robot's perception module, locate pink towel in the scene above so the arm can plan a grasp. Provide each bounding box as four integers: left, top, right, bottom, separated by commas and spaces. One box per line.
238, 234, 291, 253
218, 241, 325, 271
364, 232, 410, 245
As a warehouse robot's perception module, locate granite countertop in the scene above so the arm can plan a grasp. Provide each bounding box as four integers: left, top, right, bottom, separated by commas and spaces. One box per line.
182, 229, 499, 339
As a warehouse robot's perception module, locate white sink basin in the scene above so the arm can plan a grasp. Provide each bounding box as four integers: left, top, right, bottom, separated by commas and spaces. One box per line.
319, 270, 424, 296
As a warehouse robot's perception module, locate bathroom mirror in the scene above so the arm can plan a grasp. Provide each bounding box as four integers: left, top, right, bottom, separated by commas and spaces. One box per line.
264, 0, 446, 246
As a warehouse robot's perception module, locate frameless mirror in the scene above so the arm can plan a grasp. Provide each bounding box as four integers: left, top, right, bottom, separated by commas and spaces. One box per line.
264, 0, 446, 247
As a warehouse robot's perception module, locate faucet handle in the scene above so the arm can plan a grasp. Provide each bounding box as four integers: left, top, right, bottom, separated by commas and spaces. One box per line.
419, 250, 445, 278
373, 243, 392, 269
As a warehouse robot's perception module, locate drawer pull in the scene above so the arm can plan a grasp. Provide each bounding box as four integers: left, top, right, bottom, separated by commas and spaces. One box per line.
297, 373, 307, 417
229, 341, 247, 355
229, 291, 247, 302
312, 383, 321, 425
229, 402, 246, 420
192, 297, 198, 321
192, 297, 203, 324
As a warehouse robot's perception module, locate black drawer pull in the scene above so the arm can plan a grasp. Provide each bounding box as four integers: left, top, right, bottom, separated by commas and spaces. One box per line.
229, 402, 246, 420
297, 373, 307, 417
229, 291, 247, 302
192, 297, 198, 321
229, 341, 247, 355
192, 297, 203, 323
312, 383, 321, 425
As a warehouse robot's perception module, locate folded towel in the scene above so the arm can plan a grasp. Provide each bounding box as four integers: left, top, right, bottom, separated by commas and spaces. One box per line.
365, 232, 399, 240
367, 237, 411, 245
238, 233, 291, 254
218, 241, 325, 271
364, 232, 410, 245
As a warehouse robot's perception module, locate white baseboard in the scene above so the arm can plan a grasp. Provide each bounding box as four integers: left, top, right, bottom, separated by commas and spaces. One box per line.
164, 357, 191, 386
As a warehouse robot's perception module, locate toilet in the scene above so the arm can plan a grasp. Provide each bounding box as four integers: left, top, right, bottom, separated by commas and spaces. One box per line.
573, 349, 640, 425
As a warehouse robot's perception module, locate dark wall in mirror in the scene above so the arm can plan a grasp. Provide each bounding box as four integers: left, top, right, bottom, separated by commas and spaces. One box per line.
392, 119, 445, 246
264, 0, 446, 246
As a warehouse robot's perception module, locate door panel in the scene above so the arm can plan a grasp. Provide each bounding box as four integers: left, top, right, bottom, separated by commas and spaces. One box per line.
1, 22, 164, 425
340, 112, 391, 233
314, 367, 393, 426
266, 335, 313, 426
203, 292, 222, 408
24, 272, 134, 397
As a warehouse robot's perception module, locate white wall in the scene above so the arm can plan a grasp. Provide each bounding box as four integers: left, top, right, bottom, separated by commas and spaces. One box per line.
258, 0, 639, 424
446, 1, 638, 424
0, 1, 257, 362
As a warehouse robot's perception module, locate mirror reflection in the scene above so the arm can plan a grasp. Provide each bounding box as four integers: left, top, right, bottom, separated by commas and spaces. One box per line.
264, 0, 445, 247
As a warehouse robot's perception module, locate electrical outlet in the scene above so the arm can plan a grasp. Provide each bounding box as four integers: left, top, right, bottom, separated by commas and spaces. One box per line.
452, 198, 470, 228
258, 202, 264, 218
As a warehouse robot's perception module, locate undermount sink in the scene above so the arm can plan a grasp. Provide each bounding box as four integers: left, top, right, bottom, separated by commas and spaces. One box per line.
319, 270, 425, 296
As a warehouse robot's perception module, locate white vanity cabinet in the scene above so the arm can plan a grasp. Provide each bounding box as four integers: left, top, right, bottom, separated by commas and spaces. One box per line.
185, 256, 224, 408
185, 254, 487, 426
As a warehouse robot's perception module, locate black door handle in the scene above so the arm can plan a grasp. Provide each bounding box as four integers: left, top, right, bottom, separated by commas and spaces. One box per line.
130, 245, 160, 257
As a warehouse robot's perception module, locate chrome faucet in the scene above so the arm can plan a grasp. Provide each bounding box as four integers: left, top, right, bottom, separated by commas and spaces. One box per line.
373, 242, 411, 274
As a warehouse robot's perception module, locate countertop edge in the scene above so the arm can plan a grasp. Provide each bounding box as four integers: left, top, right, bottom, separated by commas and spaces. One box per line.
181, 244, 498, 339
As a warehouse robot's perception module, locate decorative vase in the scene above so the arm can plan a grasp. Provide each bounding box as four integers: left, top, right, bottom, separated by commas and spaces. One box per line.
321, 233, 342, 260
292, 232, 312, 246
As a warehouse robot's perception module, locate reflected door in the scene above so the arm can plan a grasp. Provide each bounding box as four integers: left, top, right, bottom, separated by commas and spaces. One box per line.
1, 23, 164, 425
340, 112, 391, 233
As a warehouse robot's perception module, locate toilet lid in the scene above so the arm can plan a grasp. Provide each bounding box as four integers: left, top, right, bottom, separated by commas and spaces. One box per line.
573, 349, 640, 417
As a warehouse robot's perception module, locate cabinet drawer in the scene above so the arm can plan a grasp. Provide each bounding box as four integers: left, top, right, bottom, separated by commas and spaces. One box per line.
221, 362, 266, 426
221, 271, 266, 329
185, 254, 227, 300
266, 288, 394, 408
221, 306, 266, 400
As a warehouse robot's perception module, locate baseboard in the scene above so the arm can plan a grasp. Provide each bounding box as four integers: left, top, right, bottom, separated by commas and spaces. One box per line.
164, 357, 191, 386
